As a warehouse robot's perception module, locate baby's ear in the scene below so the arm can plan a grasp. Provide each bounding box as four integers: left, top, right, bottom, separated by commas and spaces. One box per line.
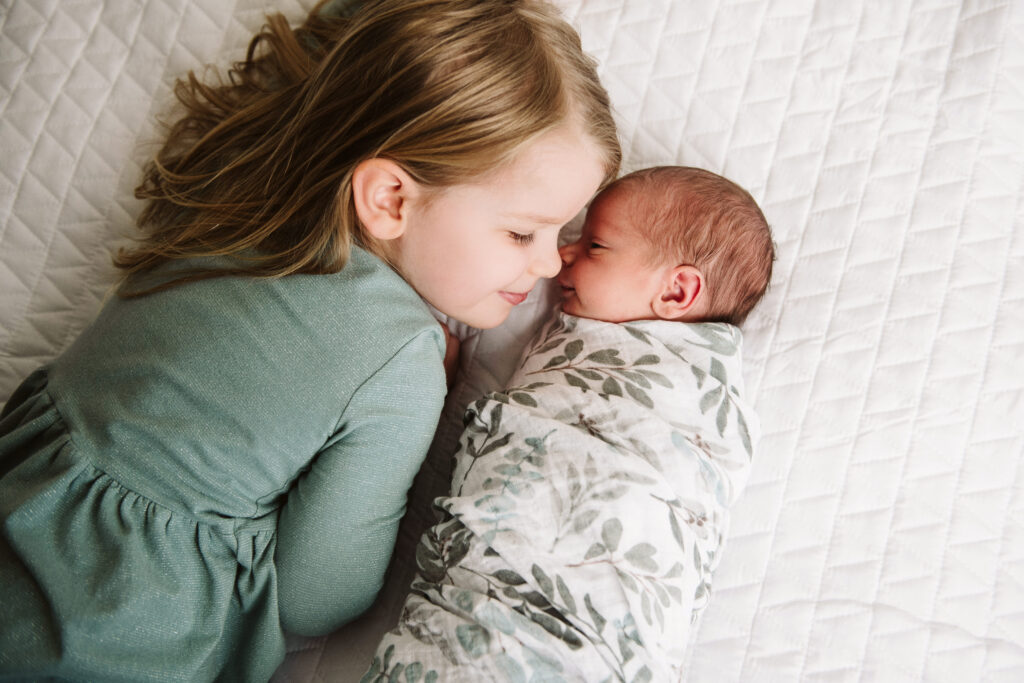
651, 264, 707, 321
351, 158, 418, 241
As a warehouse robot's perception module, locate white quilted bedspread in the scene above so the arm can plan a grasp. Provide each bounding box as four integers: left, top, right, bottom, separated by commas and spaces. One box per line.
2, 1, 1022, 681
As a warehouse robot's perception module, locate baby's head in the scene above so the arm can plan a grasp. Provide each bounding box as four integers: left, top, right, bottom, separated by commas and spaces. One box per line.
558, 166, 774, 326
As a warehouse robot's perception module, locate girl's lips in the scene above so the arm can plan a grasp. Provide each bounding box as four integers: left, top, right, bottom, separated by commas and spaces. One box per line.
499, 290, 529, 306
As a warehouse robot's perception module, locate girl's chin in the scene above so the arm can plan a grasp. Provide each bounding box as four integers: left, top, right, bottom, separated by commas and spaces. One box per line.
459, 307, 512, 330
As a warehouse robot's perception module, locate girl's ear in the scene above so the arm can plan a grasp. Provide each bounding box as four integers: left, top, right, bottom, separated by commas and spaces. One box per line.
352, 158, 418, 241
651, 264, 708, 321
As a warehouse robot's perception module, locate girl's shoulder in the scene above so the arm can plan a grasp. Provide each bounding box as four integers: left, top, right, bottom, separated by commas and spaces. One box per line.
271, 245, 436, 339
97, 245, 443, 371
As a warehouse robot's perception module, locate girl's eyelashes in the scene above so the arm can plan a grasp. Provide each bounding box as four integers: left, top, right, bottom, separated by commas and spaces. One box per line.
509, 231, 535, 245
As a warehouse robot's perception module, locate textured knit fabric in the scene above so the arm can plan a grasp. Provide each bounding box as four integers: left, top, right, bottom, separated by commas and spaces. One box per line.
0, 246, 447, 682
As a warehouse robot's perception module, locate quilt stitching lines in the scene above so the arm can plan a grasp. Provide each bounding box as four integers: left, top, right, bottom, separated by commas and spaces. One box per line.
52, 0, 195, 359
729, 5, 821, 679
628, 0, 670, 166
0, 0, 65, 249
5, 3, 133, 368
921, 4, 1014, 676
716, 0, 771, 184
971, 25, 1024, 680
737, 2, 867, 677
846, 1, 984, 679
663, 0, 719, 169
2, 1, 108, 359
0, 0, 53, 124
43, 2, 147, 361
748, 4, 818, 410
596, 0, 646, 161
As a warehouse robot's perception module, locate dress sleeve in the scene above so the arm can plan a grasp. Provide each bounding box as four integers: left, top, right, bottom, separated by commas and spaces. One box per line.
274, 329, 447, 636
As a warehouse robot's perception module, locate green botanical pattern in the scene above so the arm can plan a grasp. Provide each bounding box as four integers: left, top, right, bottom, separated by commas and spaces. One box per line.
364, 314, 757, 682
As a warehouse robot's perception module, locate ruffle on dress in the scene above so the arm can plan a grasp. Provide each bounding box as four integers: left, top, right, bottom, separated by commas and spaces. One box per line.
0, 368, 285, 682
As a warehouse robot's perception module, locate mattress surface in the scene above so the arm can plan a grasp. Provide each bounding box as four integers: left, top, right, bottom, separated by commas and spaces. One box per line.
1, 1, 1022, 681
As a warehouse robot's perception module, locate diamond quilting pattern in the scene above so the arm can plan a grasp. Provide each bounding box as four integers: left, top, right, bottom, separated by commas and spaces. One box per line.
0, 0, 316, 393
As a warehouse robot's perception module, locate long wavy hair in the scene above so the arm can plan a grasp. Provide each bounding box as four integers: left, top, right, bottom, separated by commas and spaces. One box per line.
118, 0, 620, 294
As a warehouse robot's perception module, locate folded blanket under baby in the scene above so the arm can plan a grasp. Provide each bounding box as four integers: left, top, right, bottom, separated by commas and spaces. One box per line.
364, 312, 758, 682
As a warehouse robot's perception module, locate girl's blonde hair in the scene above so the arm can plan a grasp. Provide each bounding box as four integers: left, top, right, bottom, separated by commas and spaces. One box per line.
118, 0, 620, 293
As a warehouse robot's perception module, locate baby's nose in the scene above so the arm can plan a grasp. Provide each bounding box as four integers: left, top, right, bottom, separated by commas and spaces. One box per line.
558, 241, 578, 266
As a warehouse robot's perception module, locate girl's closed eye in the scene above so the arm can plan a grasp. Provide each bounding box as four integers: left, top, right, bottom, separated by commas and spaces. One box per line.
509, 231, 535, 245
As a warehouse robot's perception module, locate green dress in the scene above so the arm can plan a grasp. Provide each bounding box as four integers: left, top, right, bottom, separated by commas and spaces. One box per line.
0, 246, 447, 682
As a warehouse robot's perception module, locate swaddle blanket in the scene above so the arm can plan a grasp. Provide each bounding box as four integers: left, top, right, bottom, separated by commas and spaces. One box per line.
364, 313, 759, 682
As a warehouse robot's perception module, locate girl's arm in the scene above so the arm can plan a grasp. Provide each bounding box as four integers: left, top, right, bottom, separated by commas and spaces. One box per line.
273, 330, 447, 636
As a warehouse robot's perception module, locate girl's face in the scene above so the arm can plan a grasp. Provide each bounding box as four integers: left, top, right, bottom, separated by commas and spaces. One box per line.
557, 188, 668, 322
390, 128, 606, 329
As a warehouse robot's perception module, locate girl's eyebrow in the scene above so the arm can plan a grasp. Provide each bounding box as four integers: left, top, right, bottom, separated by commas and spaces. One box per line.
501, 211, 565, 225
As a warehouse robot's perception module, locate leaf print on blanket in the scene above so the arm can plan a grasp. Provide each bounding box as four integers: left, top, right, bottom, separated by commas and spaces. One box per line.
414, 516, 473, 585
467, 429, 553, 545
532, 452, 691, 653
457, 402, 521, 496
569, 514, 688, 633
525, 336, 672, 409
663, 322, 740, 357
692, 356, 753, 457
366, 314, 757, 682
480, 564, 586, 659
458, 425, 694, 676
361, 644, 440, 683
492, 557, 661, 680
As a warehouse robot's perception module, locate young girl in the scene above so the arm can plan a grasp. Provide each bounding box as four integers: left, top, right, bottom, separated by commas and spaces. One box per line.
0, 0, 620, 680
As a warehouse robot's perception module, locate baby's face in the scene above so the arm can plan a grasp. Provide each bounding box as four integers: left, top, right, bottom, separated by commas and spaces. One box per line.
557, 188, 668, 322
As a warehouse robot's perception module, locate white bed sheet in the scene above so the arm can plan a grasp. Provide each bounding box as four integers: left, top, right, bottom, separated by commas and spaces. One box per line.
2, 1, 1022, 681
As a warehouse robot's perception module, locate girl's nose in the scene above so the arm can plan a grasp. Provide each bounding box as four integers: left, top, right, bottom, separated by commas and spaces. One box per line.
532, 240, 563, 279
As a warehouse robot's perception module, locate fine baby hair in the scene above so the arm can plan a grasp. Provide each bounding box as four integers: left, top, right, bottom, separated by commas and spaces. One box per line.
120, 0, 621, 292
611, 166, 774, 325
